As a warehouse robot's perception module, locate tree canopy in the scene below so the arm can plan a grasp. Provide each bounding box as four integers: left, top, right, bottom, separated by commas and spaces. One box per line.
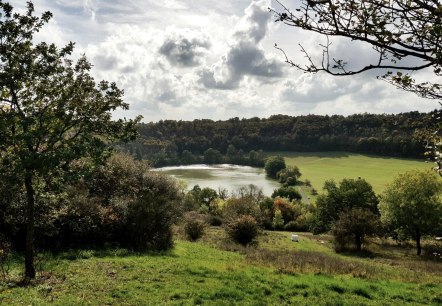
0, 1, 140, 278
126, 112, 429, 167
313, 178, 380, 251
380, 170, 442, 255
313, 178, 379, 234
264, 156, 286, 178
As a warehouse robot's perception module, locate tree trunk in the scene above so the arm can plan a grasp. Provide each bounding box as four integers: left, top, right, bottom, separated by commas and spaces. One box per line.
355, 234, 362, 252
24, 171, 36, 279
415, 228, 421, 256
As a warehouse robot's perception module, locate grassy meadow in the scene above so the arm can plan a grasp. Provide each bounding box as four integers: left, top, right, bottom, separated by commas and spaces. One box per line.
1, 229, 441, 305
1, 152, 440, 305
277, 151, 428, 193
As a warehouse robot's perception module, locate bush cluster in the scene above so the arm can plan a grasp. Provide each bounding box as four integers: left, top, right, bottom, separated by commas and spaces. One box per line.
0, 153, 183, 252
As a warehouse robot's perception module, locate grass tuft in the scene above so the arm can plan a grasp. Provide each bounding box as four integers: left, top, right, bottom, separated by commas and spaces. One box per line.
352, 287, 372, 299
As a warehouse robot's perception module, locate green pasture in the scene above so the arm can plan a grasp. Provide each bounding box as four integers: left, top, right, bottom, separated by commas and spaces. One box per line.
277, 151, 429, 193
2, 229, 441, 305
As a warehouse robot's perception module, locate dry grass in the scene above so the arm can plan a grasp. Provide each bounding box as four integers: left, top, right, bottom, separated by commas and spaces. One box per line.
245, 248, 378, 278
197, 227, 442, 284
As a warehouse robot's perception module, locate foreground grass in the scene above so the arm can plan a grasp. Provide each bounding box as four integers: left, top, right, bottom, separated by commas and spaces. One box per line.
276, 151, 428, 193
2, 230, 441, 305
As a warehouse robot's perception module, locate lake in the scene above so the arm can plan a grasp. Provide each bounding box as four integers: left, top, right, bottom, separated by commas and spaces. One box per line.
157, 164, 280, 195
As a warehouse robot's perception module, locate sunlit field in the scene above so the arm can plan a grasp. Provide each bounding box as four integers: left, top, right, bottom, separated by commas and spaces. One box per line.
277, 152, 428, 193
2, 229, 441, 305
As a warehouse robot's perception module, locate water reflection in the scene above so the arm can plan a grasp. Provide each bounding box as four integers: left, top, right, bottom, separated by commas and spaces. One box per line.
157, 164, 280, 195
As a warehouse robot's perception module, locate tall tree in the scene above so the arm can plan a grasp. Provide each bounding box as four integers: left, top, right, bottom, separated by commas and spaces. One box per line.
271, 0, 442, 170
0, 2, 140, 279
380, 170, 442, 255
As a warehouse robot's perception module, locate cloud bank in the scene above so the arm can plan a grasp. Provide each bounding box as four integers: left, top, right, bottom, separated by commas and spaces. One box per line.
7, 0, 438, 121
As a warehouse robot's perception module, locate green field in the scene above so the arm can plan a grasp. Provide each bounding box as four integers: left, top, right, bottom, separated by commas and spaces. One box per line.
2, 229, 441, 305
278, 152, 429, 193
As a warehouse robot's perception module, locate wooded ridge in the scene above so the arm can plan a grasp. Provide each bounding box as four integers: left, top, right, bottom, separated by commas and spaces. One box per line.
121, 111, 434, 166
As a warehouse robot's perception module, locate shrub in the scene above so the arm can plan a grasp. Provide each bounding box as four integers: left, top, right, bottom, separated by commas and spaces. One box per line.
272, 186, 302, 202
208, 214, 223, 226
183, 213, 207, 241
273, 197, 299, 224
277, 166, 301, 185
272, 209, 284, 230
283, 220, 309, 232
0, 153, 184, 252
222, 197, 260, 223
125, 172, 182, 251
226, 215, 259, 246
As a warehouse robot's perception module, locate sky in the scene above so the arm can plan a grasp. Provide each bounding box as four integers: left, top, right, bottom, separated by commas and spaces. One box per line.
8, 0, 440, 122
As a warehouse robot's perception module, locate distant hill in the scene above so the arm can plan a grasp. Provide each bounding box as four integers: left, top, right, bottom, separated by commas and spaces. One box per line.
119, 111, 435, 166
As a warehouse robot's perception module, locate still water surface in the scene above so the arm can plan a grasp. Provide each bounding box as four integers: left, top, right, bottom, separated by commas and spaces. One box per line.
157, 164, 280, 195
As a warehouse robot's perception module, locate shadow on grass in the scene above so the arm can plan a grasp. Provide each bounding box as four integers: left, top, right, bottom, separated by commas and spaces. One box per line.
0, 269, 65, 290
270, 151, 352, 159
278, 151, 422, 162
337, 249, 377, 259
1, 246, 179, 289
57, 247, 178, 261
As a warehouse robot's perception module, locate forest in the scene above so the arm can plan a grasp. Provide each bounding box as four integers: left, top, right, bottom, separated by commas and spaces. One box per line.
121, 111, 434, 166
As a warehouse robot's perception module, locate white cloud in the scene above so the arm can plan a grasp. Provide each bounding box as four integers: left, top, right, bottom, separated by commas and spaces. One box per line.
159, 28, 211, 67
198, 0, 285, 90
5, 0, 438, 122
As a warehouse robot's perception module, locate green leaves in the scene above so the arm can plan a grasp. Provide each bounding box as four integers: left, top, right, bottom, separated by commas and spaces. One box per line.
0, 2, 140, 178
380, 170, 442, 250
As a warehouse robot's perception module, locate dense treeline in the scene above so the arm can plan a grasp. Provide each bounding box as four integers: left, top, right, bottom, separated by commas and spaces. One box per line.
121, 112, 433, 166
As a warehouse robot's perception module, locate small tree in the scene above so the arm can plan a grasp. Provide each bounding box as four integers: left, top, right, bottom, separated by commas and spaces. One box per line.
264, 156, 286, 178
332, 208, 380, 252
0, 2, 140, 278
380, 170, 442, 255
273, 197, 299, 224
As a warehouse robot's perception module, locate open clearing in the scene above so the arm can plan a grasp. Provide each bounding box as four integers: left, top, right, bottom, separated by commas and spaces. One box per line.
278, 151, 428, 193
2, 229, 441, 305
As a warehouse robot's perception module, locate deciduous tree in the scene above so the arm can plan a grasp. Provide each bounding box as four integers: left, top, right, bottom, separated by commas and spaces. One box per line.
380, 170, 442, 255
332, 208, 381, 252
312, 178, 379, 234
264, 156, 286, 178
0, 2, 140, 279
